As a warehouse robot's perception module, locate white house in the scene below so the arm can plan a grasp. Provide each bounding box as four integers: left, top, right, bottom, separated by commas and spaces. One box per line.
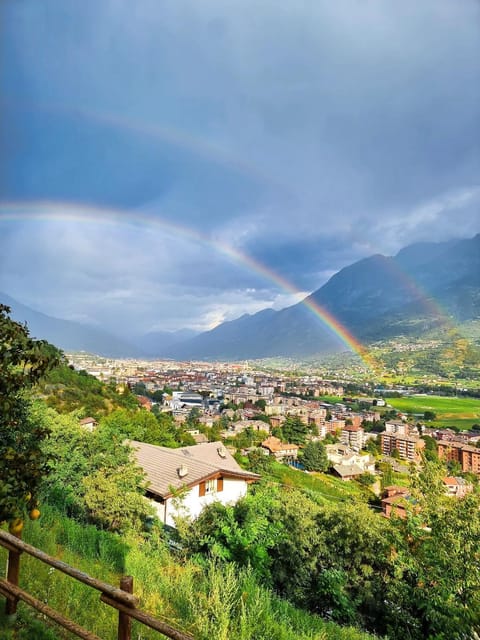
129, 440, 260, 528
79, 417, 98, 432
325, 444, 376, 475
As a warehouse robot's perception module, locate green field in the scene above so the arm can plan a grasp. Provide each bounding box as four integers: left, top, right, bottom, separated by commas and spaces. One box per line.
267, 462, 372, 503
387, 395, 480, 429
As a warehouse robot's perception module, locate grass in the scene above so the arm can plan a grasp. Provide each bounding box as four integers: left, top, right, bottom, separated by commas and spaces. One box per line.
386, 395, 480, 429
266, 462, 373, 504
0, 510, 377, 640
316, 395, 344, 404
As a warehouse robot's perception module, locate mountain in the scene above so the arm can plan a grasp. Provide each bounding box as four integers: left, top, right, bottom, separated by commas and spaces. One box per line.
3, 234, 478, 360
167, 234, 480, 360
131, 329, 199, 357
0, 292, 140, 357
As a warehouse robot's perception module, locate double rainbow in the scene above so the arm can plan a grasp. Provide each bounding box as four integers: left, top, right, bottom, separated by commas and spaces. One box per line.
0, 200, 376, 367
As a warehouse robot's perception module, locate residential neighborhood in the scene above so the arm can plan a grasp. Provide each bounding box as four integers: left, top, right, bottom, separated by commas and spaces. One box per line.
68, 352, 480, 517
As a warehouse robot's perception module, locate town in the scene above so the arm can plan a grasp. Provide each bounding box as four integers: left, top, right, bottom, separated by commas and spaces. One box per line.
68, 352, 480, 525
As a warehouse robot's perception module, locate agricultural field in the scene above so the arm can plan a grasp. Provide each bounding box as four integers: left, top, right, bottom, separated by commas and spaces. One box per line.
387, 394, 480, 429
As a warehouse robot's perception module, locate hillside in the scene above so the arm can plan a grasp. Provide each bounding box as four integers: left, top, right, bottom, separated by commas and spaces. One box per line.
0, 292, 140, 358
1, 509, 376, 640
35, 363, 139, 416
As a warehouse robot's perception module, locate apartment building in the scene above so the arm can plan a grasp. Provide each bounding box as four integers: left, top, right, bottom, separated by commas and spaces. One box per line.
385, 420, 409, 436
340, 426, 365, 452
437, 440, 480, 474
380, 432, 425, 462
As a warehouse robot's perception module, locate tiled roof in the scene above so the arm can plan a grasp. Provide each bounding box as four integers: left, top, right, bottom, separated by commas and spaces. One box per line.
261, 436, 299, 453
333, 463, 363, 477
129, 440, 259, 498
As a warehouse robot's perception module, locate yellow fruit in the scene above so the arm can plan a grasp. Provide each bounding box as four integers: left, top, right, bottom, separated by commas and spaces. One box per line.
29, 508, 41, 521
9, 518, 24, 535
24, 492, 32, 502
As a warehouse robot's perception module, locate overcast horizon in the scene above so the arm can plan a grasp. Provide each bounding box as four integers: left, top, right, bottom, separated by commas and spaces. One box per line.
1, 1, 479, 337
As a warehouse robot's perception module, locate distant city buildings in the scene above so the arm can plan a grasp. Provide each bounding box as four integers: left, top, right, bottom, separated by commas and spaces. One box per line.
66, 352, 480, 478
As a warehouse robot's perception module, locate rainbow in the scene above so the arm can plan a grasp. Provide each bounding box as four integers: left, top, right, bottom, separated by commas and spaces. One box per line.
381, 258, 453, 330
0, 200, 375, 368
6, 100, 285, 194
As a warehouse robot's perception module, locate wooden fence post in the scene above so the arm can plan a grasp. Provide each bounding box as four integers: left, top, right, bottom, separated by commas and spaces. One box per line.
5, 529, 22, 617
117, 576, 133, 640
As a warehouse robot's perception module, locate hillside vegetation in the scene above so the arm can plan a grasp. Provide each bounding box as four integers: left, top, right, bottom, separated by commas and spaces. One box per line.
36, 364, 139, 416
1, 508, 376, 640
1, 308, 480, 639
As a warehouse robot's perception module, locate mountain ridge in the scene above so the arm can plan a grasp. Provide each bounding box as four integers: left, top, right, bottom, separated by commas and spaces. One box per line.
0, 292, 142, 358
2, 233, 479, 359
166, 233, 480, 360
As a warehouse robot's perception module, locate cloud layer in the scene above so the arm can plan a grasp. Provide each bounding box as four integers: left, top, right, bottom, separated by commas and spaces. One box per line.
1, 0, 479, 336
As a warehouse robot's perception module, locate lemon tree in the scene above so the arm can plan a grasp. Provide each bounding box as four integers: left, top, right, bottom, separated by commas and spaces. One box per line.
0, 304, 60, 525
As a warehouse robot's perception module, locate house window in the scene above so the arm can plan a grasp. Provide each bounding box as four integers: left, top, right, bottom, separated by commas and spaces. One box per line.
199, 477, 223, 496
205, 479, 216, 494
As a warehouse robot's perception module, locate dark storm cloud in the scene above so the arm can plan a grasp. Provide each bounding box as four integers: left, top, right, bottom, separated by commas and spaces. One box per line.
1, 0, 479, 333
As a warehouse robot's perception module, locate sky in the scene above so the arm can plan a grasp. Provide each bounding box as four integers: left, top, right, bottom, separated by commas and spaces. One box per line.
1, 0, 479, 337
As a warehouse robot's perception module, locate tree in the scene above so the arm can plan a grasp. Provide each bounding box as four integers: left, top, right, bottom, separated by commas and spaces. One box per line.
178, 484, 284, 582
282, 416, 309, 445
82, 465, 153, 532
36, 401, 154, 529
309, 502, 391, 626
0, 305, 60, 524
379, 462, 394, 489
365, 438, 381, 456
357, 472, 376, 487
247, 448, 274, 474
422, 435, 438, 462
384, 461, 480, 639
186, 407, 201, 428
423, 410, 436, 421
96, 408, 179, 448
301, 441, 329, 472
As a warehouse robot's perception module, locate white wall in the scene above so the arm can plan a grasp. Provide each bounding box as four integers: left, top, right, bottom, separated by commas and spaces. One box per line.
150, 477, 249, 528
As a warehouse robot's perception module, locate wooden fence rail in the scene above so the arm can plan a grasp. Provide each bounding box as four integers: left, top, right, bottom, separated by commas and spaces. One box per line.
0, 529, 194, 640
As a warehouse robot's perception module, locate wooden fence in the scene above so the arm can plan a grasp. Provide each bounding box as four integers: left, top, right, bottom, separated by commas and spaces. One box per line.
0, 529, 193, 640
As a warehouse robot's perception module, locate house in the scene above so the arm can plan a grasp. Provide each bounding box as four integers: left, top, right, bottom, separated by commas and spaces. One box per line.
325, 419, 345, 433
381, 486, 412, 519
136, 396, 153, 411
79, 417, 98, 432
226, 420, 271, 436
130, 440, 259, 528
269, 415, 286, 429
307, 409, 328, 427
332, 463, 364, 481
261, 436, 299, 462
326, 444, 376, 474
185, 429, 209, 444
442, 476, 473, 498
385, 420, 409, 436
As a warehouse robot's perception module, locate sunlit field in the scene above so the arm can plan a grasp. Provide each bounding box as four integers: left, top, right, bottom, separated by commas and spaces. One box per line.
387, 395, 480, 429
